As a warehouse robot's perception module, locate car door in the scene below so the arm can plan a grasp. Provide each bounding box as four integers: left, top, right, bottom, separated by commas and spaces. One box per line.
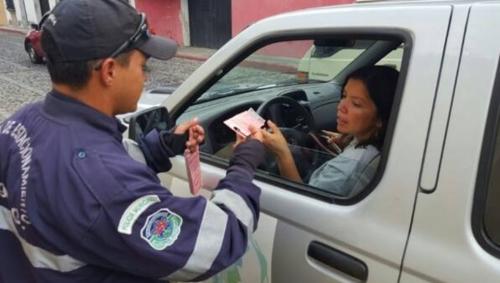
400, 2, 500, 282
157, 3, 451, 282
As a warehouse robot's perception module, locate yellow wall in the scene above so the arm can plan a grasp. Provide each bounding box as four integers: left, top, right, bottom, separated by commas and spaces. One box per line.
0, 0, 7, 26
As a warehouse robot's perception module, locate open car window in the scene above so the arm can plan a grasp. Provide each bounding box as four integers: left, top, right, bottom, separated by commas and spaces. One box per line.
177, 35, 406, 202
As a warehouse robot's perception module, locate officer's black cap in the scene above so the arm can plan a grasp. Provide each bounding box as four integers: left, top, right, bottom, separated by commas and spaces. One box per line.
41, 0, 177, 63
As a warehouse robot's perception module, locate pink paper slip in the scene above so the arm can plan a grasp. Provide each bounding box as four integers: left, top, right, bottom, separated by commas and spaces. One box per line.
223, 108, 265, 137
184, 146, 202, 195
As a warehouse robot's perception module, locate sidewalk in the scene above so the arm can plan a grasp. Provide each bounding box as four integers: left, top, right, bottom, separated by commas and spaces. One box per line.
176, 46, 215, 62
0, 25, 28, 35
0, 25, 215, 62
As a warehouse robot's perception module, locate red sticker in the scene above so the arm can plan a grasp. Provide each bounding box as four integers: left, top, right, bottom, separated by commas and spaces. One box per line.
184, 146, 202, 195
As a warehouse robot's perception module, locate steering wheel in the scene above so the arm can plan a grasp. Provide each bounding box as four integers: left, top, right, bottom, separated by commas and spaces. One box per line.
256, 95, 315, 135
256, 95, 318, 177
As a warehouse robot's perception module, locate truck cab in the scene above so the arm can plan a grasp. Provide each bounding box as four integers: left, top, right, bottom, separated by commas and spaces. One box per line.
130, 1, 500, 282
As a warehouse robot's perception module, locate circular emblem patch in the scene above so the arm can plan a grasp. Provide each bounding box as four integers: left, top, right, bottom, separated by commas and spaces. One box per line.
140, 208, 183, 250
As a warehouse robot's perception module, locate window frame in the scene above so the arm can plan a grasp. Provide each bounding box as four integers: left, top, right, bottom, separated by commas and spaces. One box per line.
472, 58, 500, 256
170, 30, 412, 205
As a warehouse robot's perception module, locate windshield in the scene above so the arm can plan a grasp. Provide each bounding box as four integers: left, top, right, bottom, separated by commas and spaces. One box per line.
195, 38, 401, 103
197, 40, 311, 103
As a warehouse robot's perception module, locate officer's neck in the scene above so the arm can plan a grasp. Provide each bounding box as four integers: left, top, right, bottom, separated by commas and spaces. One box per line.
52, 82, 115, 117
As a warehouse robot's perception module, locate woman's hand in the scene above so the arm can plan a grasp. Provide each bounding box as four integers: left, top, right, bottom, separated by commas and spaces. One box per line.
321, 130, 350, 152
261, 120, 302, 183
261, 121, 290, 158
321, 130, 342, 144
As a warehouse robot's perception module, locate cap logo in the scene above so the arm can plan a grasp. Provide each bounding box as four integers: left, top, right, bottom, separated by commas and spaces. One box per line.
47, 14, 57, 26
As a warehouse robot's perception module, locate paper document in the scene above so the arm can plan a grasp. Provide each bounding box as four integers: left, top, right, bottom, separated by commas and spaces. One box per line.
223, 108, 265, 137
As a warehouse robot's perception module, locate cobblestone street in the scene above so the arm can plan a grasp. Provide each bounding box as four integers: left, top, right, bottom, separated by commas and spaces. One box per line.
0, 30, 202, 122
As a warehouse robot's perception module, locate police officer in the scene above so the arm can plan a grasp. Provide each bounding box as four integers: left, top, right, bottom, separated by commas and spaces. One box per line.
0, 0, 265, 282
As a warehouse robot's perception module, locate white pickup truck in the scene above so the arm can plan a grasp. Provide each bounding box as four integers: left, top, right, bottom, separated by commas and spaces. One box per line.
129, 0, 500, 282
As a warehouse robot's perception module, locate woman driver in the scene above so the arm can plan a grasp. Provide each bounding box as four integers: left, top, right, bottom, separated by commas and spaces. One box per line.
261, 65, 399, 197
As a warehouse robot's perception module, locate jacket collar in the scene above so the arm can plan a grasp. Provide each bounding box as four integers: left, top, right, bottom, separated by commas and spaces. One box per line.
43, 90, 127, 139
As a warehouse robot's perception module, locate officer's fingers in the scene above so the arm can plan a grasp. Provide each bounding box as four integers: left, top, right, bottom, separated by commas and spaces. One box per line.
248, 125, 263, 142
185, 139, 198, 152
187, 127, 195, 140
194, 124, 205, 135
233, 133, 246, 148
185, 140, 193, 152
186, 131, 195, 144
248, 124, 259, 135
193, 125, 205, 141
187, 125, 202, 142
175, 118, 199, 134
249, 131, 264, 143
190, 128, 198, 139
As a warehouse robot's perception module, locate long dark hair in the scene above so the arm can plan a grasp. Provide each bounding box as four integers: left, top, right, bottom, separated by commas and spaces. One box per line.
342, 65, 399, 149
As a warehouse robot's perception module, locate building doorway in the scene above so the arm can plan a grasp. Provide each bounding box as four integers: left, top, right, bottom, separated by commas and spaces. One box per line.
188, 0, 231, 49
40, 0, 50, 15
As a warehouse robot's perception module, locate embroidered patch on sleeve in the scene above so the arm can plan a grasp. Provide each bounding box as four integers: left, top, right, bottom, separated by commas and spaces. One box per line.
141, 208, 183, 250
118, 194, 161, 235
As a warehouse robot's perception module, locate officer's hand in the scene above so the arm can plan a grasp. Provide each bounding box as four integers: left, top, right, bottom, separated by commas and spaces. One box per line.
233, 125, 263, 148
174, 118, 205, 153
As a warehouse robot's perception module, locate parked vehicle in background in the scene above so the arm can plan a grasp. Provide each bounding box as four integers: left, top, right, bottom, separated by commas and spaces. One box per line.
296, 40, 404, 82
126, 0, 500, 282
24, 22, 45, 64
24, 12, 51, 64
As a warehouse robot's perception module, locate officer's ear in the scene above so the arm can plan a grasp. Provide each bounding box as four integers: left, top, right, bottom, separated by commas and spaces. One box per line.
96, 58, 118, 87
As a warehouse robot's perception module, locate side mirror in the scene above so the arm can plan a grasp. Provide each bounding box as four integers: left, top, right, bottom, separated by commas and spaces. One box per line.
128, 106, 171, 143
137, 86, 177, 111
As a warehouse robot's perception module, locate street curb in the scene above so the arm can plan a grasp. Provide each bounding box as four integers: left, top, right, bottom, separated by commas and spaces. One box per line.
175, 52, 209, 62
1, 25, 211, 62
0, 26, 28, 35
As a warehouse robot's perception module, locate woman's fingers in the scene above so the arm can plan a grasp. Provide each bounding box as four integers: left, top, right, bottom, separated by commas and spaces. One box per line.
266, 120, 280, 132
233, 132, 247, 148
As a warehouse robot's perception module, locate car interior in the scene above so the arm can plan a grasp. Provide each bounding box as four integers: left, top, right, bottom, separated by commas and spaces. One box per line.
170, 35, 406, 201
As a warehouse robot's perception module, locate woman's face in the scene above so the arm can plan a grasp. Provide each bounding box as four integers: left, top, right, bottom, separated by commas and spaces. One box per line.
336, 78, 380, 141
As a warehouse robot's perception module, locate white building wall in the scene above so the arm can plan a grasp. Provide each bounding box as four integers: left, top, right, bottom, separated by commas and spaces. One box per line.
5, 9, 13, 24
180, 0, 190, 46
24, 0, 41, 23
13, 0, 27, 26
49, 0, 56, 9
4, 7, 10, 23
13, 0, 22, 23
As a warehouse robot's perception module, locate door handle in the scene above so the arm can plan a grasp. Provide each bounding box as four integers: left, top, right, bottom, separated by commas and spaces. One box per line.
307, 241, 368, 281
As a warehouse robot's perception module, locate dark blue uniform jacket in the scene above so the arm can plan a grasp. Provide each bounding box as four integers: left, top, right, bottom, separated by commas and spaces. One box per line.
0, 91, 264, 283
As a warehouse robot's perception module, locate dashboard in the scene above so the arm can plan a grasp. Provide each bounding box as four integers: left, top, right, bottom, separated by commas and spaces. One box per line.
176, 81, 343, 155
